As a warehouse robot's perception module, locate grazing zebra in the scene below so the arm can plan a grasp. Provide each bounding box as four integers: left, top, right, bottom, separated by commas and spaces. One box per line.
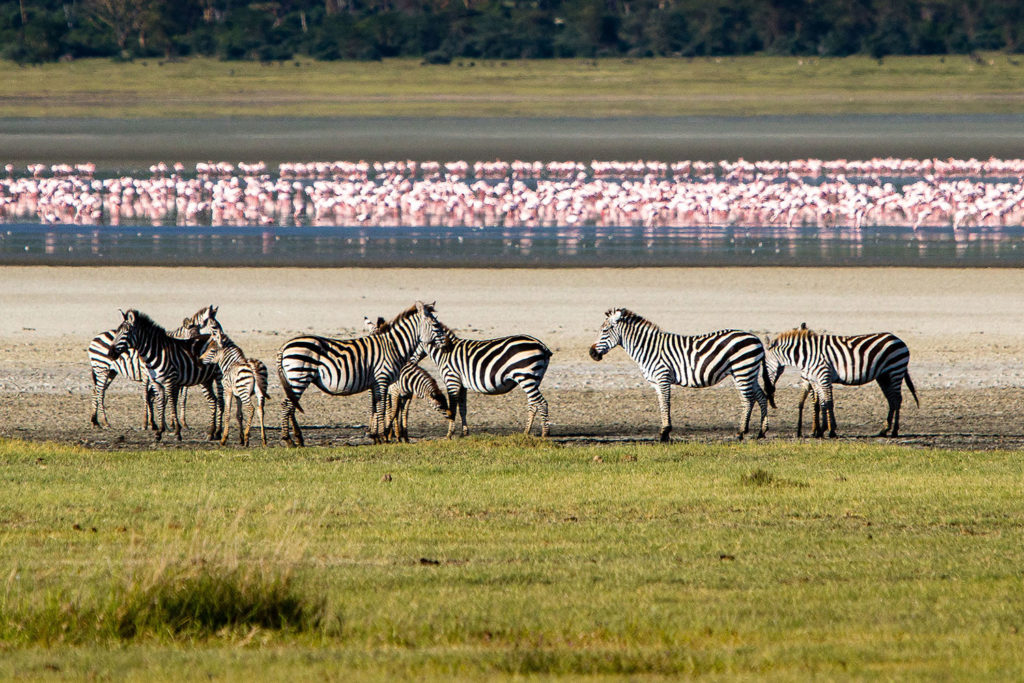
277, 301, 436, 446
417, 309, 552, 438
88, 305, 219, 429
108, 309, 223, 441
764, 323, 918, 438
589, 308, 775, 442
365, 316, 447, 442
200, 318, 269, 446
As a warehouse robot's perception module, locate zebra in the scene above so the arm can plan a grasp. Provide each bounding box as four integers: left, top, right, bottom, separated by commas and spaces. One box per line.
764, 323, 919, 438
200, 318, 269, 446
88, 305, 219, 429
277, 301, 436, 447
107, 309, 223, 441
589, 308, 775, 442
365, 316, 448, 442
417, 308, 552, 438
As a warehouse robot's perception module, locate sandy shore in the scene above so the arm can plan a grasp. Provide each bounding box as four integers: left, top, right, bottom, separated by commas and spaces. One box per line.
1, 266, 1022, 448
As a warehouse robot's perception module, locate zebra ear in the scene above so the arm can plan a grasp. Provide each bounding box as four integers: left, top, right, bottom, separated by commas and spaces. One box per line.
119, 308, 126, 320
210, 305, 218, 319
800, 322, 807, 329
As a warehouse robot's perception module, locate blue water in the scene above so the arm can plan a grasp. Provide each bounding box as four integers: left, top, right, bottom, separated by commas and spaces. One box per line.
2, 223, 1022, 267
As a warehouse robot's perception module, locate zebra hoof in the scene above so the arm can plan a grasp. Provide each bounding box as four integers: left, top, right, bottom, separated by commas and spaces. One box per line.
658, 430, 671, 443
755, 431, 766, 440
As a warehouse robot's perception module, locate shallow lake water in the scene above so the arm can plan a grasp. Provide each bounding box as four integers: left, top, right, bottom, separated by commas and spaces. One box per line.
3, 223, 1022, 267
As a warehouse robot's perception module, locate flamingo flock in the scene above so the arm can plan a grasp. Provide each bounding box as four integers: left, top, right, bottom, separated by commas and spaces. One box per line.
2, 158, 1023, 230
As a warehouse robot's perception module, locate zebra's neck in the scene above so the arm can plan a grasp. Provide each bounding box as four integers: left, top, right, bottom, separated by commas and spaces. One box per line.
618, 322, 660, 361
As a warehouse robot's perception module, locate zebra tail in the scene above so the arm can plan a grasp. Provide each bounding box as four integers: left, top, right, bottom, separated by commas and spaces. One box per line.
761, 357, 777, 409
904, 371, 920, 407
276, 352, 304, 414
251, 360, 269, 403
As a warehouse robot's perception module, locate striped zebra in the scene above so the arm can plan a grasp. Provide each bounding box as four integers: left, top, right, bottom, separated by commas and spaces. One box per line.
589, 308, 775, 441
88, 305, 218, 429
277, 301, 436, 446
365, 316, 448, 442
417, 309, 552, 438
108, 309, 223, 441
200, 318, 269, 446
764, 323, 918, 438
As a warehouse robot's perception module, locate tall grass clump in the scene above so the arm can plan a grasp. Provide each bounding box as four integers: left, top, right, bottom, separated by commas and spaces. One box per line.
0, 504, 326, 645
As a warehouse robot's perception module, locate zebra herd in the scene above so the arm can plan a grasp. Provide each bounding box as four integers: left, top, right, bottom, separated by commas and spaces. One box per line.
88, 302, 916, 445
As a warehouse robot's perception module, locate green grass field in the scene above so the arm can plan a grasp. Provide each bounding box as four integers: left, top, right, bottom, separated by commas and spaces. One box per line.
3, 54, 1024, 118
2, 436, 1022, 679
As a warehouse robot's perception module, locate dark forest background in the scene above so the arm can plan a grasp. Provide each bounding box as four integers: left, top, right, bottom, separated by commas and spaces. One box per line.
4, 0, 1022, 64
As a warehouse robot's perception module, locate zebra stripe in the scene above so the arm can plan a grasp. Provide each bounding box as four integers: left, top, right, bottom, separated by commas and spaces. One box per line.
765, 323, 918, 438
108, 309, 223, 442
88, 305, 219, 429
418, 312, 552, 438
365, 316, 447, 442
201, 318, 269, 446
589, 308, 773, 441
277, 301, 434, 446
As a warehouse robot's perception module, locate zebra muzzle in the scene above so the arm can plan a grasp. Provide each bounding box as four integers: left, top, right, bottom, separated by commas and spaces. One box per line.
588, 345, 604, 361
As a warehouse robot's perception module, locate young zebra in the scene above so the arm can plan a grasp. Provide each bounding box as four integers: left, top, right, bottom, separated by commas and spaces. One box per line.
365, 316, 448, 442
417, 308, 552, 438
200, 318, 269, 446
277, 301, 436, 446
589, 308, 775, 442
764, 323, 919, 438
108, 309, 223, 442
88, 305, 219, 429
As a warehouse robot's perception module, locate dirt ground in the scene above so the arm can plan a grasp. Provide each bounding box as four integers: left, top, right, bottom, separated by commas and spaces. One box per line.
2, 267, 1023, 450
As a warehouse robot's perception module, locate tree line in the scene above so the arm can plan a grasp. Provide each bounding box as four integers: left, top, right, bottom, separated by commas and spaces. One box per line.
4, 0, 1022, 64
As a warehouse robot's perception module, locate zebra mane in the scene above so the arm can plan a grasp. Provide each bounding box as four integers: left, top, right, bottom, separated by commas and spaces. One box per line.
375, 303, 434, 334
609, 308, 659, 331
127, 309, 169, 337
775, 323, 817, 341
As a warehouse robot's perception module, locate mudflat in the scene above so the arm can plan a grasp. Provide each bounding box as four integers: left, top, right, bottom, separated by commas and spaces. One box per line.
1, 266, 1021, 448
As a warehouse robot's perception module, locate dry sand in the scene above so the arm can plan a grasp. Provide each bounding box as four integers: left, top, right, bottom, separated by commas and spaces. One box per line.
1, 266, 1022, 448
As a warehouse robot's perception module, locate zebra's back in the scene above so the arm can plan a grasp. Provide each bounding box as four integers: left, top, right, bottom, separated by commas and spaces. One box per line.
659, 329, 765, 388
822, 333, 910, 385
443, 335, 551, 394
279, 334, 395, 396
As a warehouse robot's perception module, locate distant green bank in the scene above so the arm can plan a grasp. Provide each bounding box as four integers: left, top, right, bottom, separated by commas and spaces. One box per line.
2, 437, 1022, 679
3, 55, 1024, 118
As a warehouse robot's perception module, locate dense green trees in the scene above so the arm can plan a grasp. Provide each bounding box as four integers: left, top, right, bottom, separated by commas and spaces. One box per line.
3, 0, 1022, 63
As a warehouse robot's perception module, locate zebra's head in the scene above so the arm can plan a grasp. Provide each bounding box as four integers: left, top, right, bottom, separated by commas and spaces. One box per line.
764, 323, 812, 385
188, 305, 218, 330
107, 309, 139, 359
199, 322, 226, 364
763, 335, 785, 385
589, 308, 626, 361
415, 302, 451, 353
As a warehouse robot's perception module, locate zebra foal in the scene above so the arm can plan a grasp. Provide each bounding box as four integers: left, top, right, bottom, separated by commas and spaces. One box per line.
201, 318, 269, 446
589, 308, 775, 441
365, 316, 448, 442
277, 302, 436, 446
417, 308, 552, 438
764, 323, 918, 438
108, 309, 223, 441
88, 305, 218, 429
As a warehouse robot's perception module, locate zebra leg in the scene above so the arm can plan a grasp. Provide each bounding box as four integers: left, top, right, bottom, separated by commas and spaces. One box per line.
458, 387, 469, 437
198, 382, 219, 441
153, 383, 168, 441
179, 386, 189, 429
400, 398, 412, 442
816, 384, 836, 438
370, 383, 388, 444
168, 383, 183, 441
878, 376, 903, 437
735, 375, 769, 440
219, 386, 235, 445
796, 382, 813, 437
256, 397, 267, 447
518, 376, 550, 437
735, 385, 755, 441
144, 383, 158, 430
91, 368, 114, 428
652, 379, 672, 442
